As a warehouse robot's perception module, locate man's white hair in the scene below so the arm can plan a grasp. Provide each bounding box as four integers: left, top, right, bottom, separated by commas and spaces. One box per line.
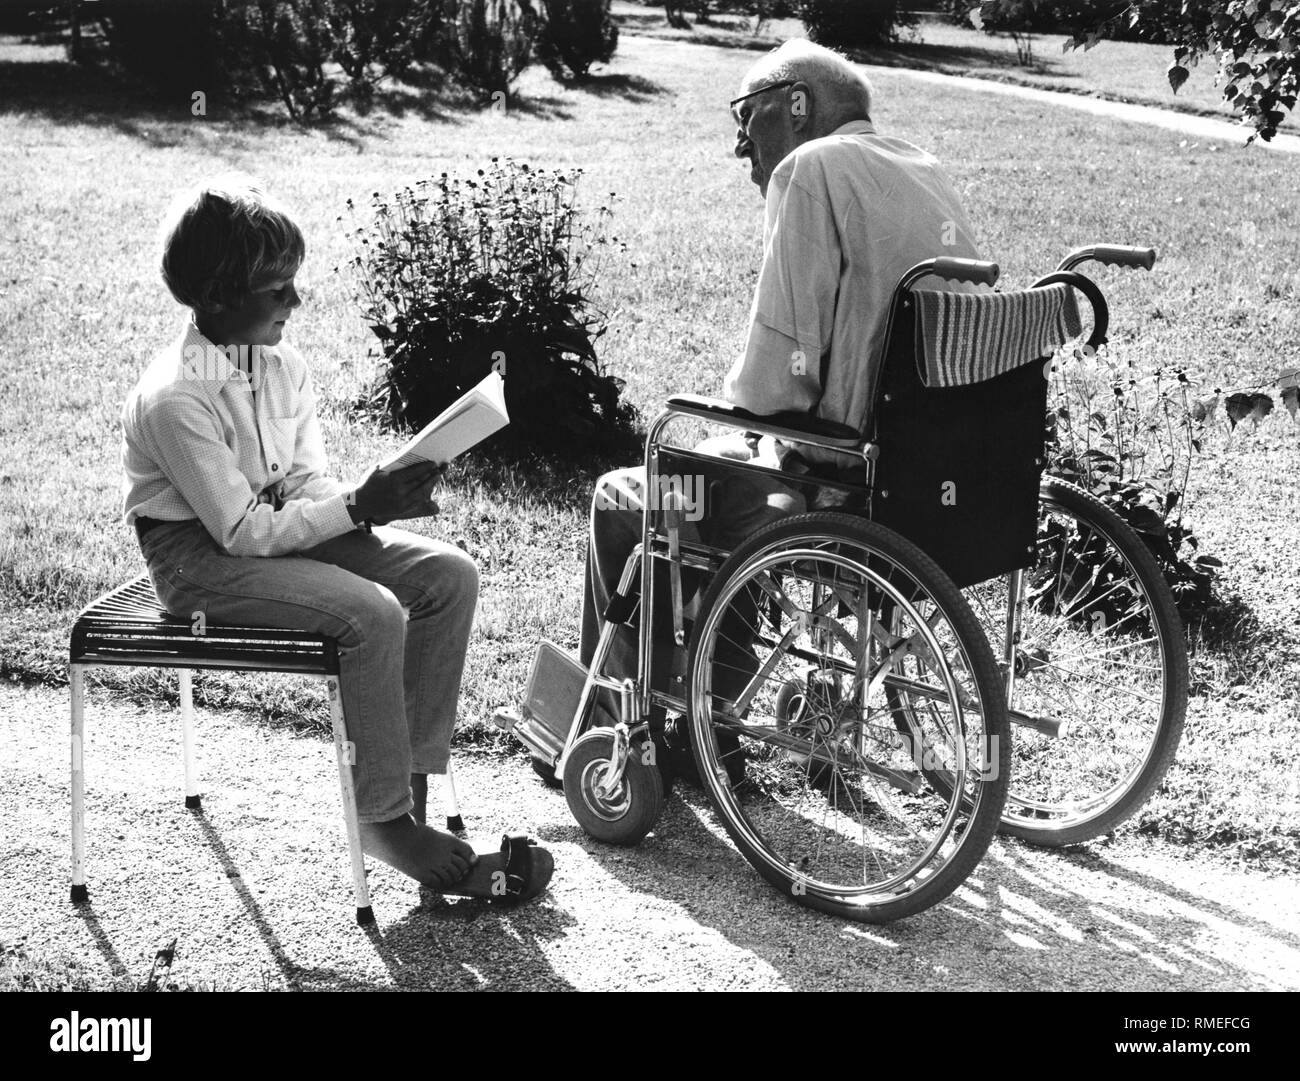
742, 38, 873, 128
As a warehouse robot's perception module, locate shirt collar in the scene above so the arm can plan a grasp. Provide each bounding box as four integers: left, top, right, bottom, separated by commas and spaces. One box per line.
175, 319, 284, 386
830, 119, 876, 137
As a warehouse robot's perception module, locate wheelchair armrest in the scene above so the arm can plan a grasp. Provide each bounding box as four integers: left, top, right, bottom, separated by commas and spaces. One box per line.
663, 394, 863, 450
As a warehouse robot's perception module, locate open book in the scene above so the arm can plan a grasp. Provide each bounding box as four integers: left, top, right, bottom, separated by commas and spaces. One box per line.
378, 370, 510, 470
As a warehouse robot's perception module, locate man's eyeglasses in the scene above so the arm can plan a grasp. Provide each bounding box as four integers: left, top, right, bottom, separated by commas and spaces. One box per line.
729, 80, 796, 123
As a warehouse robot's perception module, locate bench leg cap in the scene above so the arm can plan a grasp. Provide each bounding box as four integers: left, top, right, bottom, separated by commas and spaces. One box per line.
185, 795, 202, 810
356, 905, 375, 926
446, 814, 465, 834
71, 884, 89, 904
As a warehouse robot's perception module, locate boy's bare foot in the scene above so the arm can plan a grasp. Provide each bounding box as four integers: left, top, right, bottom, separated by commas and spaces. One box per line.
359, 815, 475, 890
360, 818, 553, 903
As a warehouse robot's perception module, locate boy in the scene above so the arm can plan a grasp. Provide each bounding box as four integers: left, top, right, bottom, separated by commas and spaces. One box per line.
122, 176, 552, 902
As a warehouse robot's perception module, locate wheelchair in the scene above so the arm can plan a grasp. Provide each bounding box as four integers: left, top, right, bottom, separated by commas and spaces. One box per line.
494, 244, 1187, 922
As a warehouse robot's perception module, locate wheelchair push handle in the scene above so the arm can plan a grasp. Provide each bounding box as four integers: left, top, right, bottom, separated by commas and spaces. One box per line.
930, 257, 1000, 286
1057, 245, 1157, 273
896, 257, 999, 295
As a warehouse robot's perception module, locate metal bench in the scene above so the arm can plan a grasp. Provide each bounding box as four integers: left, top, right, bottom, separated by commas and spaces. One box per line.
69, 574, 463, 925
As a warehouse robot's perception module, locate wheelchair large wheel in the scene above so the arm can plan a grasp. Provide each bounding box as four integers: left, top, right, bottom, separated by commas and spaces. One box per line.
963, 478, 1188, 846
685, 512, 1011, 924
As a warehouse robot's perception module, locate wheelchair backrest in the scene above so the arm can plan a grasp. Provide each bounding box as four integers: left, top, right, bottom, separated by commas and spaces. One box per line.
870, 282, 1082, 588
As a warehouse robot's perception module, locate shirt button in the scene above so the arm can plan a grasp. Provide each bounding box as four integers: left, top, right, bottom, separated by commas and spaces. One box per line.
271, 464, 279, 471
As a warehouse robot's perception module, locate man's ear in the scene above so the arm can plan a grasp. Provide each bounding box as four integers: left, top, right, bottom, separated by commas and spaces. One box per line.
788, 81, 811, 133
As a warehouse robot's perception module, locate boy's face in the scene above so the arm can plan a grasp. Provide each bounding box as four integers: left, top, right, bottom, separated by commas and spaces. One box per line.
215, 273, 301, 347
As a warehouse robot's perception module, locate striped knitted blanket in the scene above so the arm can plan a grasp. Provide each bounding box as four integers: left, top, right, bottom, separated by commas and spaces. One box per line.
913, 283, 1082, 388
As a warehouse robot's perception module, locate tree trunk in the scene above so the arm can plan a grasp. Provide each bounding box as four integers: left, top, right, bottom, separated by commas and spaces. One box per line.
69, 0, 81, 62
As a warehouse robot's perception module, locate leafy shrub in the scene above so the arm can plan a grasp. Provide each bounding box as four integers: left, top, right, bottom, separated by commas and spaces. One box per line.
796, 0, 917, 49
347, 159, 640, 457
219, 0, 338, 119
749, 0, 796, 33
322, 0, 445, 97
99, 0, 446, 118
535, 0, 618, 81
947, 1, 1208, 45
435, 0, 539, 99
1044, 341, 1222, 625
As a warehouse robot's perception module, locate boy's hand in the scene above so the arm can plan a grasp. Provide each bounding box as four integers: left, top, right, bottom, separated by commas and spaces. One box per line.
352, 462, 446, 525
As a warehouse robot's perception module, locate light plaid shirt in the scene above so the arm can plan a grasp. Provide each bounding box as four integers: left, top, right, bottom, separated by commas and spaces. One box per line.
121, 320, 354, 557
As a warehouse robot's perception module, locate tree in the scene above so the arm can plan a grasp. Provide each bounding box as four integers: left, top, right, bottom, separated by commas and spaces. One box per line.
972, 1, 1300, 141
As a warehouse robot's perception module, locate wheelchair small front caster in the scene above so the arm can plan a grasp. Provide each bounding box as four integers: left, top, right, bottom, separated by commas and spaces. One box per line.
564, 728, 664, 846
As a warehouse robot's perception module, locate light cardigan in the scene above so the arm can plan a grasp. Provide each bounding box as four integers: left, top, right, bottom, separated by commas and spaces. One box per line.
724, 120, 982, 465
121, 320, 354, 556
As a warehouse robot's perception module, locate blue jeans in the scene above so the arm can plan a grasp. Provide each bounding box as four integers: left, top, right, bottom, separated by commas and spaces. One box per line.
138, 519, 479, 823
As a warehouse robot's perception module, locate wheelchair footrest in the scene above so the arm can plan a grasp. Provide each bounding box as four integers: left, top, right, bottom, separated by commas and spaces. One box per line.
504, 640, 589, 765
512, 714, 566, 765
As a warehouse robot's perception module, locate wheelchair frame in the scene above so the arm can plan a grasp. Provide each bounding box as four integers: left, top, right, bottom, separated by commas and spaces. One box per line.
497, 243, 1187, 920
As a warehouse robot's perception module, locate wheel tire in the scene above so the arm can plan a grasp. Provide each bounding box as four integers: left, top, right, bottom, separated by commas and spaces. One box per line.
563, 728, 665, 846
530, 755, 563, 790
686, 511, 1011, 923
966, 478, 1188, 846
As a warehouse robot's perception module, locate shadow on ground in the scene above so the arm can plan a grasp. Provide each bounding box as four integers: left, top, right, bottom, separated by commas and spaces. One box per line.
0, 33, 668, 141
538, 790, 1297, 991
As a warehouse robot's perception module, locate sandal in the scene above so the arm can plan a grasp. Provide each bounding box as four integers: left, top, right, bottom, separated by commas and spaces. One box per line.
492, 832, 554, 905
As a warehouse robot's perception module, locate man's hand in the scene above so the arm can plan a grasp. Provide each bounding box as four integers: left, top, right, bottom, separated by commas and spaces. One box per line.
349, 462, 446, 526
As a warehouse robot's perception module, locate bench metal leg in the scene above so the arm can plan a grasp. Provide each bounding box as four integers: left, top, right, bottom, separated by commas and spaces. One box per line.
327, 676, 373, 926
70, 664, 89, 903
441, 762, 464, 834
179, 668, 202, 810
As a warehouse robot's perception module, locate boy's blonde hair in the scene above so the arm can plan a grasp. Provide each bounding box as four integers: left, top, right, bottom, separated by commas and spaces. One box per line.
160, 176, 305, 314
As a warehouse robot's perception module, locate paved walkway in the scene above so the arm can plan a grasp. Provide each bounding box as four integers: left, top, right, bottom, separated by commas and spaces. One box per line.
883, 66, 1300, 154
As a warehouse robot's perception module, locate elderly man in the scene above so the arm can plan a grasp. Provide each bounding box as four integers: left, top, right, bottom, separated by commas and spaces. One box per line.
580, 38, 982, 727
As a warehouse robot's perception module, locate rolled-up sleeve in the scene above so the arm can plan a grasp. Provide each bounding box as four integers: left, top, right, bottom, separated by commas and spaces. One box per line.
141, 387, 353, 557
724, 161, 841, 415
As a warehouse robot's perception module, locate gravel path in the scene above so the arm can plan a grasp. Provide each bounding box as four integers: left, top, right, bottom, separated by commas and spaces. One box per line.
2, 681, 1297, 992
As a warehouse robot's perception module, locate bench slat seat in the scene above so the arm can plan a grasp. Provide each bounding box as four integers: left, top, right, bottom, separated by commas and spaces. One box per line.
70, 575, 338, 673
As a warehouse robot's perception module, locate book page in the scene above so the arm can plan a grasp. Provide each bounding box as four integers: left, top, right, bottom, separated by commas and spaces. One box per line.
378, 370, 509, 470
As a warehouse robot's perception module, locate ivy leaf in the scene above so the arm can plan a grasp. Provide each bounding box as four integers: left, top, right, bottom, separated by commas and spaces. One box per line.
1278, 365, 1299, 390
969, 6, 984, 30
1126, 503, 1166, 536
1224, 392, 1254, 427
1249, 391, 1274, 421
1282, 385, 1300, 421
1168, 63, 1191, 94
1191, 393, 1219, 422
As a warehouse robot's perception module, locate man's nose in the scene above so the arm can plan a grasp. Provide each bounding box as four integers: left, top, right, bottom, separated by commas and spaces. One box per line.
734, 128, 751, 159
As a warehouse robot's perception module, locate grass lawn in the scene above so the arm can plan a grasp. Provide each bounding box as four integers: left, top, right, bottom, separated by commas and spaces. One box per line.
1, 25, 1298, 875
614, 2, 1297, 133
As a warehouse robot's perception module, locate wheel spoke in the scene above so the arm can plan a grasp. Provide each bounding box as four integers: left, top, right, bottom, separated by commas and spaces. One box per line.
688, 522, 1008, 919
964, 483, 1186, 842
